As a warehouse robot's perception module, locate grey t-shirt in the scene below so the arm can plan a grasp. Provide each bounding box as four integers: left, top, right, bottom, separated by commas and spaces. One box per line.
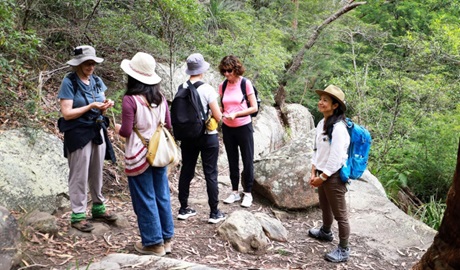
58, 74, 108, 109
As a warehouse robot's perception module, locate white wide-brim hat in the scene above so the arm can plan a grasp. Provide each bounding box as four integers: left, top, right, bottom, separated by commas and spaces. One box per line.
185, 53, 210, 75
66, 45, 104, 66
315, 84, 347, 111
120, 52, 161, 85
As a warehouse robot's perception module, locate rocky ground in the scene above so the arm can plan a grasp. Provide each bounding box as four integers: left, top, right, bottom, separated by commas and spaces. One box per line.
13, 161, 428, 270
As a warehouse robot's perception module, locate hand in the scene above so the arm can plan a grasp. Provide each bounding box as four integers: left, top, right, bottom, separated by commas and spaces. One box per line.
223, 113, 237, 120
309, 176, 324, 188
114, 123, 121, 135
104, 99, 115, 108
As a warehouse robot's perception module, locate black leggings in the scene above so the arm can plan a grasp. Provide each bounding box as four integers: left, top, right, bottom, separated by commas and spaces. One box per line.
222, 123, 254, 193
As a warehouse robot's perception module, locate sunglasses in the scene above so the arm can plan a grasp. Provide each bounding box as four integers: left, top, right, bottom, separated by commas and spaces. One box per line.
222, 69, 233, 74
82, 61, 97, 66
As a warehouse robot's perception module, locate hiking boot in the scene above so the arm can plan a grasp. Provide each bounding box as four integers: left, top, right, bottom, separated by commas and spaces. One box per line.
177, 207, 197, 220
91, 212, 118, 223
164, 239, 172, 254
71, 220, 94, 232
134, 241, 166, 256
223, 193, 241, 204
325, 245, 350, 263
240, 193, 253, 208
208, 210, 226, 224
308, 227, 334, 242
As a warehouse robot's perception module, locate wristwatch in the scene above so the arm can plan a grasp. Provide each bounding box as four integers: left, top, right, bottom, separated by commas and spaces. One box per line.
319, 173, 328, 181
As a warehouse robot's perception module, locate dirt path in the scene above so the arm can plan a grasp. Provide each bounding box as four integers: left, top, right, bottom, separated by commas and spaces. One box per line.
16, 166, 430, 270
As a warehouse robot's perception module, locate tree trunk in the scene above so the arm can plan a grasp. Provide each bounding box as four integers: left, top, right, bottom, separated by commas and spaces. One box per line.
412, 140, 460, 270
274, 1, 366, 108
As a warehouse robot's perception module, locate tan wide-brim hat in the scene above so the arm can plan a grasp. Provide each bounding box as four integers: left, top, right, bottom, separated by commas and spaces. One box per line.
120, 52, 161, 85
315, 85, 347, 111
66, 45, 104, 66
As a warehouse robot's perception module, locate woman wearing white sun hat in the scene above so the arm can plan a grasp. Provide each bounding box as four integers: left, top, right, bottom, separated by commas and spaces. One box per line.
115, 52, 174, 256
57, 45, 117, 233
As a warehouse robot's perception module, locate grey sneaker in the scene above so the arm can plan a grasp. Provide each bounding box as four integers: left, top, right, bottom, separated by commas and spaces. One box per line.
177, 207, 197, 220
308, 227, 334, 242
325, 245, 350, 263
208, 210, 226, 224
223, 193, 241, 204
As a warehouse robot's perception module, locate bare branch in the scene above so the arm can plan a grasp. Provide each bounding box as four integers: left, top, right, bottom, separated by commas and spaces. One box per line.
287, 1, 367, 75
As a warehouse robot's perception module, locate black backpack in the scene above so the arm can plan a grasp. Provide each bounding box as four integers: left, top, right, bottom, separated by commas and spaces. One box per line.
170, 80, 206, 141
222, 77, 261, 117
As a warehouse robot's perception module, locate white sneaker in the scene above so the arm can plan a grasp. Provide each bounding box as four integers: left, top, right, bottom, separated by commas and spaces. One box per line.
223, 193, 241, 204
240, 193, 253, 208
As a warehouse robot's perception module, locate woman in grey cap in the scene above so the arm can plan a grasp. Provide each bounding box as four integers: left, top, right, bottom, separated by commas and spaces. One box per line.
175, 53, 225, 224
57, 45, 117, 233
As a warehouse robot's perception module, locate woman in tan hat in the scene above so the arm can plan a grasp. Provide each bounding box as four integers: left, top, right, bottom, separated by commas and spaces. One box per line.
114, 52, 174, 256
57, 45, 117, 233
308, 85, 351, 263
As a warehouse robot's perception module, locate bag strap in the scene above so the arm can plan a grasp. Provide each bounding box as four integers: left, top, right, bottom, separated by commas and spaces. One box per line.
133, 95, 165, 146
186, 80, 207, 120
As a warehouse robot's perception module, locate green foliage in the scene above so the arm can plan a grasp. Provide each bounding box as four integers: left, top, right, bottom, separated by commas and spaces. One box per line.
0, 0, 41, 69
413, 196, 446, 230
3, 0, 460, 231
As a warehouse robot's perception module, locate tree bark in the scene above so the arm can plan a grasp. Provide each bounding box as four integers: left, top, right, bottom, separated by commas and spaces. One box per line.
412, 139, 460, 270
274, 1, 366, 108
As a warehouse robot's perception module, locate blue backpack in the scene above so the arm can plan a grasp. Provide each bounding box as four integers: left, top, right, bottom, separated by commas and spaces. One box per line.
340, 118, 372, 182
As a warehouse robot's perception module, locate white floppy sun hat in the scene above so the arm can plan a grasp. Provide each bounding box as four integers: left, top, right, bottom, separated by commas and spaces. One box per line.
120, 52, 161, 85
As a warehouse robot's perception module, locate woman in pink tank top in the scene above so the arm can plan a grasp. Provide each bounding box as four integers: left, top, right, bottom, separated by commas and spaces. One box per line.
218, 55, 258, 208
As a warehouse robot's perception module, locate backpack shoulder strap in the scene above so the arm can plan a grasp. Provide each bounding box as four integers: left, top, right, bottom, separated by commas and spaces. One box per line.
221, 79, 229, 111
66, 72, 79, 95
240, 77, 248, 100
186, 80, 206, 120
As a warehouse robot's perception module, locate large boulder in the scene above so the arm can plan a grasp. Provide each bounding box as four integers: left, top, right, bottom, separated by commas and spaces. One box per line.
253, 130, 318, 209
283, 103, 315, 140
0, 129, 69, 213
0, 205, 20, 270
217, 210, 269, 254
157, 62, 223, 102
252, 105, 285, 159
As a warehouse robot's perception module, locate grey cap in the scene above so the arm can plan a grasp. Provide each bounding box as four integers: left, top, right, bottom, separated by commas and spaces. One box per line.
66, 45, 104, 66
185, 53, 210, 75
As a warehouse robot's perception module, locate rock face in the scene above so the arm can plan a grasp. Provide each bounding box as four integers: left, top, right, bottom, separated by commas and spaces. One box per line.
253, 130, 319, 209
349, 171, 436, 261
0, 129, 69, 213
0, 206, 20, 270
217, 210, 269, 254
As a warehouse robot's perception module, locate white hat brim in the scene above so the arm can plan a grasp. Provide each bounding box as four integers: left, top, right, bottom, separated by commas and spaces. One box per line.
120, 59, 162, 85
66, 56, 104, 67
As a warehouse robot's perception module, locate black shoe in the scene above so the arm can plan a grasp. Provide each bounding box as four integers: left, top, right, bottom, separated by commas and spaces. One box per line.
208, 210, 226, 224
177, 207, 197, 220
308, 227, 334, 242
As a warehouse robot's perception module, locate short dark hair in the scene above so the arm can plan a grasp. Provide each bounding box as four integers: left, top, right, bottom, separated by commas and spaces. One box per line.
218, 55, 245, 76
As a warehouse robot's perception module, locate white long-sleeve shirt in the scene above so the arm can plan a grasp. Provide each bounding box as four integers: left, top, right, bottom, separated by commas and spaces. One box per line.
312, 119, 350, 177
